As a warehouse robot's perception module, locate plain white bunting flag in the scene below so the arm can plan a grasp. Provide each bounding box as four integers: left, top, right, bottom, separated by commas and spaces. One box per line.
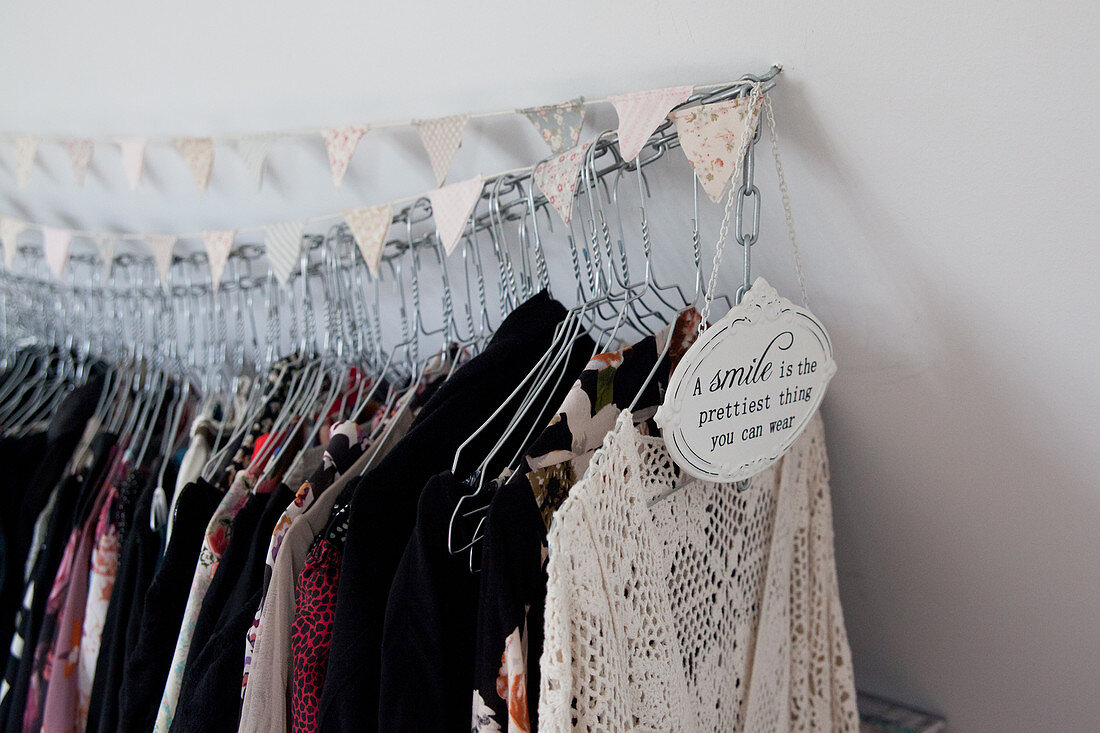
321, 124, 369, 188
343, 202, 393, 277
238, 134, 277, 190
0, 217, 26, 269
428, 175, 483, 255
13, 136, 39, 189
42, 227, 72, 279
414, 115, 469, 186
63, 138, 95, 186
533, 137, 596, 225
175, 138, 215, 194
203, 230, 236, 290
117, 138, 147, 190
95, 234, 116, 278
609, 85, 693, 161
263, 220, 304, 286
148, 234, 178, 290
670, 96, 762, 202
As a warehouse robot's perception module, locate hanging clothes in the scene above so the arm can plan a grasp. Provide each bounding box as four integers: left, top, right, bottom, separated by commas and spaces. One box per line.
538, 410, 860, 731
314, 291, 593, 732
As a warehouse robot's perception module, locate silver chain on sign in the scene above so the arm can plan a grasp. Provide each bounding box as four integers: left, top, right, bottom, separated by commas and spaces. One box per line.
699, 84, 810, 331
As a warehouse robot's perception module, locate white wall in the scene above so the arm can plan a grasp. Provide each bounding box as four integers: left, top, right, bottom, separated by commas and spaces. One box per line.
2, 1, 1098, 730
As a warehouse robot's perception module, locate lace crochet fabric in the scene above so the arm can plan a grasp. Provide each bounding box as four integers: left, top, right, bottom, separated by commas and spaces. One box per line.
539, 409, 858, 732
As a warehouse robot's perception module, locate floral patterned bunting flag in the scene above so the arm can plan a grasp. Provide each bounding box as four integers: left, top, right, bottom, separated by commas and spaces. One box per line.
533, 137, 596, 225
519, 97, 585, 154
321, 124, 370, 188
343, 202, 393, 276
670, 96, 762, 202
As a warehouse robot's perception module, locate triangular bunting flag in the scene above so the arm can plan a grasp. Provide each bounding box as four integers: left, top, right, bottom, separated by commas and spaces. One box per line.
520, 98, 585, 154
95, 234, 116, 278
343, 202, 393, 277
263, 220, 304, 286
427, 175, 484, 255
533, 137, 596, 225
0, 217, 26, 269
609, 85, 693, 161
147, 234, 178, 291
414, 115, 469, 186
321, 124, 370, 188
237, 134, 277, 190
202, 230, 236, 289
117, 138, 147, 190
63, 138, 95, 186
671, 96, 762, 203
42, 227, 72, 279
175, 138, 215, 194
13, 136, 39, 189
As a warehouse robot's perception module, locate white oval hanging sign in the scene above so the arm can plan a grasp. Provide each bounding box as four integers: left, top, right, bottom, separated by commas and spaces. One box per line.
655, 277, 836, 483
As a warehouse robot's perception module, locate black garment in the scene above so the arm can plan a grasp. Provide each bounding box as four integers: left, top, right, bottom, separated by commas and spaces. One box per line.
378, 473, 489, 731
472, 328, 668, 733
0, 431, 48, 650
117, 479, 222, 733
170, 483, 293, 733
176, 491, 272, 694
318, 291, 595, 732
87, 464, 161, 733
0, 430, 116, 733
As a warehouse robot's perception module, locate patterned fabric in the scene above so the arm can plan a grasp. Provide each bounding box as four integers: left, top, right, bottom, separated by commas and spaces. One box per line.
671, 95, 763, 202
42, 227, 72, 279
428, 175, 484, 255
117, 137, 147, 190
152, 472, 253, 733
321, 124, 369, 188
62, 138, 94, 186
221, 355, 299, 490
148, 234, 178, 291
174, 138, 215, 193
12, 135, 39, 188
237, 133, 277, 190
414, 114, 470, 186
264, 220, 305, 286
608, 85, 694, 161
202, 229, 237, 290
1, 216, 26, 268
519, 97, 585, 154
533, 137, 596, 225
76, 479, 120, 727
290, 538, 342, 733
472, 310, 702, 733
343, 202, 392, 277
538, 411, 860, 731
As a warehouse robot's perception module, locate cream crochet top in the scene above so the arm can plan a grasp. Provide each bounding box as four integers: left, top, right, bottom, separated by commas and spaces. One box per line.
538, 410, 858, 732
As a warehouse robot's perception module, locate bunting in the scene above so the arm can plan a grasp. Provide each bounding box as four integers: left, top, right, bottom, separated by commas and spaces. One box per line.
237, 134, 277, 190
520, 98, 585, 154
175, 138, 215, 194
63, 138, 95, 186
414, 115, 469, 186
94, 234, 116, 277
0, 217, 26, 269
609, 85, 693, 161
117, 138, 147, 190
343, 202, 393, 277
42, 227, 72, 279
148, 234, 178, 290
13, 136, 39, 189
263, 220, 304, 285
202, 229, 236, 289
533, 137, 596, 225
671, 96, 762, 203
321, 124, 370, 188
427, 175, 484, 255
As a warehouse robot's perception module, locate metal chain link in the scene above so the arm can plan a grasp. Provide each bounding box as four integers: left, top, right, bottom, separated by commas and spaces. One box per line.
699, 82, 764, 331
763, 94, 809, 308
